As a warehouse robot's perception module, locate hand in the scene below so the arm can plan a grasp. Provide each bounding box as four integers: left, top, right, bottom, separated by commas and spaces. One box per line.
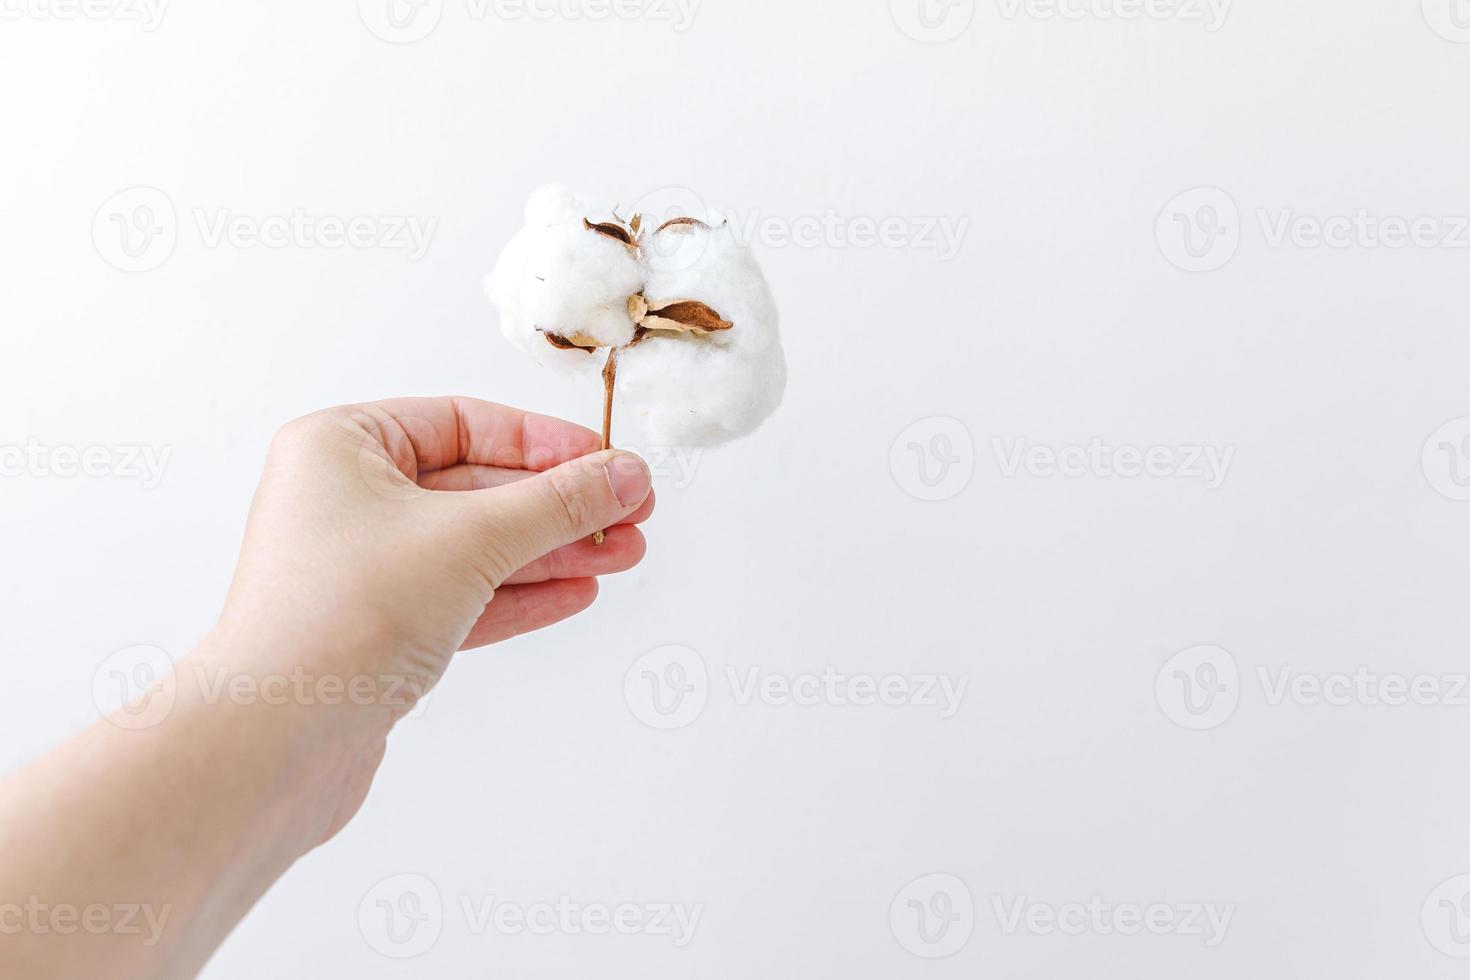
211, 396, 655, 837
0, 397, 655, 980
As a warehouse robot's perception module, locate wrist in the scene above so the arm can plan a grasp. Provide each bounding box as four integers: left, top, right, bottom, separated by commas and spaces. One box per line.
0, 633, 386, 980
172, 630, 400, 857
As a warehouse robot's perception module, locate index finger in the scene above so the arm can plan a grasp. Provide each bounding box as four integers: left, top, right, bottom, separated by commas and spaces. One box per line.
351, 396, 602, 475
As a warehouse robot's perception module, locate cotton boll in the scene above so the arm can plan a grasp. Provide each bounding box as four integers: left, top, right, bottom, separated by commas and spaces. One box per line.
640, 221, 780, 360
486, 186, 787, 448
486, 184, 643, 369
484, 221, 589, 373
617, 222, 786, 447
617, 331, 786, 447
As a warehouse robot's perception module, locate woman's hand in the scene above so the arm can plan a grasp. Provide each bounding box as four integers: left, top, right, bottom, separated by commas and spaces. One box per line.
0, 397, 653, 980
216, 395, 654, 838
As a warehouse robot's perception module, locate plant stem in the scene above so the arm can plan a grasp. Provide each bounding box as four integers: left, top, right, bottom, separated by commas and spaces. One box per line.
601, 346, 619, 451
593, 347, 619, 546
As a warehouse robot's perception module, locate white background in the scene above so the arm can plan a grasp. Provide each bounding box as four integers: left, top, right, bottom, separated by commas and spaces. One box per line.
4, 0, 1470, 976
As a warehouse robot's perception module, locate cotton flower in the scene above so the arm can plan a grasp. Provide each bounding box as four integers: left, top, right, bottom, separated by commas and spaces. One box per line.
486, 184, 786, 449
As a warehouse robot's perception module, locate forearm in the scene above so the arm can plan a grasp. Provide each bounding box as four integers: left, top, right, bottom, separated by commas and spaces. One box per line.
0, 398, 652, 979
0, 634, 371, 980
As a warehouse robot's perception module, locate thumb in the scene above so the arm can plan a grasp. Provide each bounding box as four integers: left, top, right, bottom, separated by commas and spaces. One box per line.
458, 449, 652, 581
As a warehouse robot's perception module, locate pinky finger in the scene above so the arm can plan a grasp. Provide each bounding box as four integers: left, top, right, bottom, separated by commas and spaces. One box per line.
459, 578, 600, 650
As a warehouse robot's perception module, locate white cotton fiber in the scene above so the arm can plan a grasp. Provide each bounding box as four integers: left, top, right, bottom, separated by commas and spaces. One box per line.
486, 185, 786, 448
617, 219, 785, 447
486, 184, 644, 372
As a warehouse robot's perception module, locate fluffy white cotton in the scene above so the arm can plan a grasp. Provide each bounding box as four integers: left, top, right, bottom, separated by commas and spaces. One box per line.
487, 184, 786, 448
486, 184, 644, 372
617, 219, 785, 447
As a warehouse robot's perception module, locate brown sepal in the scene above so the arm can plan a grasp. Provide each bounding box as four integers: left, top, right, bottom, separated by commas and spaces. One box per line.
540, 330, 600, 353
582, 217, 635, 247
639, 299, 733, 335
656, 216, 709, 234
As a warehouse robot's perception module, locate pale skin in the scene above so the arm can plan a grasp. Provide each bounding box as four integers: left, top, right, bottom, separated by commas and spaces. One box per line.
0, 397, 655, 980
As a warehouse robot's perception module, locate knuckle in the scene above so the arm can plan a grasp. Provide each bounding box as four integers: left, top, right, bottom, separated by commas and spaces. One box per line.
447, 498, 522, 587
269, 410, 337, 454
541, 468, 598, 535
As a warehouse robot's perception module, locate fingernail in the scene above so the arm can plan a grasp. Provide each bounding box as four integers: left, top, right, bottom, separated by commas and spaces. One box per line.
604, 453, 652, 508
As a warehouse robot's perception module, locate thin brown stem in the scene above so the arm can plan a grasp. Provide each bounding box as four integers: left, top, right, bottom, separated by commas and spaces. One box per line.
593, 347, 619, 545
600, 346, 619, 451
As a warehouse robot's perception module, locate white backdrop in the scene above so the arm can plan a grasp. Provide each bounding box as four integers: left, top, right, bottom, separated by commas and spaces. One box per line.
5, 1, 1470, 976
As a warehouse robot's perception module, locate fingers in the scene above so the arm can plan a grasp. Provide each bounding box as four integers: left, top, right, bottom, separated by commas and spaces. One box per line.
501, 525, 646, 585
459, 578, 599, 650
417, 463, 527, 492
454, 450, 653, 582
344, 396, 602, 476
419, 464, 657, 524
620, 489, 657, 526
